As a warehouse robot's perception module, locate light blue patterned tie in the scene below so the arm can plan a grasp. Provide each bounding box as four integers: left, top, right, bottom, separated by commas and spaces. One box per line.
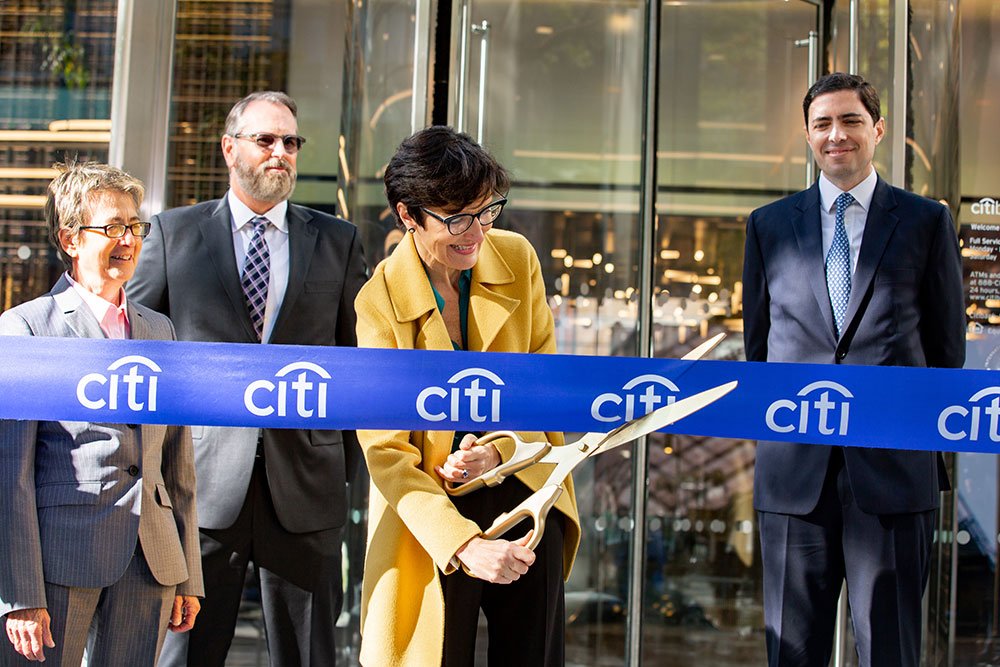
826, 192, 854, 338
241, 216, 270, 341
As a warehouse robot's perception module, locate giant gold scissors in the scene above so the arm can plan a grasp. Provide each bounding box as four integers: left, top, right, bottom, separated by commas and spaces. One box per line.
445, 333, 735, 551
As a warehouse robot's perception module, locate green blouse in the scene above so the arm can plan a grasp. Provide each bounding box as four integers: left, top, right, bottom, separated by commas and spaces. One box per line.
426, 268, 472, 351
425, 267, 475, 451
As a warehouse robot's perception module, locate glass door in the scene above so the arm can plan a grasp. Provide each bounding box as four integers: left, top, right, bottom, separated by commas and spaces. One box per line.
647, 2, 819, 664
448, 2, 648, 663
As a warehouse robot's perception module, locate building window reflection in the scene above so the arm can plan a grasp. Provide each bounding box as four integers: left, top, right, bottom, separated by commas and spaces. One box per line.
0, 0, 115, 310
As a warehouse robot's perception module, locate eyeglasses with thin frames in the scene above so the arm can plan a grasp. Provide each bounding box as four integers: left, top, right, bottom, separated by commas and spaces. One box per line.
231, 132, 306, 154
420, 198, 508, 236
78, 222, 151, 239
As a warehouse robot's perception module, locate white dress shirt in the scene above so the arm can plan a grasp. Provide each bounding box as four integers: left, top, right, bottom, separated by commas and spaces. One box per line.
818, 168, 878, 276
227, 190, 289, 344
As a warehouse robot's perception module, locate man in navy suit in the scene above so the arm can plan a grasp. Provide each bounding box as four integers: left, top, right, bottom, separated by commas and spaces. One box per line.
742, 73, 965, 666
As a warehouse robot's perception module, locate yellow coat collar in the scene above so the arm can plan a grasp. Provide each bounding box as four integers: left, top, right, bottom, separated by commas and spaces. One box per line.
383, 231, 520, 351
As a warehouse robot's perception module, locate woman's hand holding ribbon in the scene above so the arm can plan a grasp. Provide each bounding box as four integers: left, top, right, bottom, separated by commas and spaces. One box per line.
435, 433, 502, 483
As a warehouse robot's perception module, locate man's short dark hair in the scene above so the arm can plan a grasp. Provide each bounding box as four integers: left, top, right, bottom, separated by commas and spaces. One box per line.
803, 72, 881, 126
383, 126, 510, 228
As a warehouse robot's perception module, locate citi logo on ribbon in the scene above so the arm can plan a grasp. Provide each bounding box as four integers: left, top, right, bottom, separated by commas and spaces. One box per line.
971, 197, 1000, 216
937, 387, 1000, 442
765, 381, 852, 436
244, 361, 331, 418
76, 355, 160, 412
591, 374, 679, 423
416, 368, 503, 423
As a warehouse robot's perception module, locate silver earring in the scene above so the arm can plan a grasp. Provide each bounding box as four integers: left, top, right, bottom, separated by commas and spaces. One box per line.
407, 227, 415, 234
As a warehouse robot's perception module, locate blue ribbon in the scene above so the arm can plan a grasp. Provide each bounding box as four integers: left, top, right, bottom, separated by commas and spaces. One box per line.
1, 336, 997, 454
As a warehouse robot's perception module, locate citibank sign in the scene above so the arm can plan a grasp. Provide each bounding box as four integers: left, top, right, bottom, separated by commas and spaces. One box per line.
971, 197, 1000, 216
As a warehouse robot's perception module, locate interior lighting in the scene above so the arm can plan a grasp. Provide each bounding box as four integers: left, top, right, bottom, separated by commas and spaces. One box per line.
607, 13, 635, 33
694, 249, 705, 262
551, 248, 568, 258
660, 249, 680, 260
605, 263, 614, 274
563, 255, 574, 268
592, 253, 603, 264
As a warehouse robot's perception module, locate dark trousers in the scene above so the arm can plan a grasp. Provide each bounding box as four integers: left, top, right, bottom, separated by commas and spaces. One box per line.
441, 479, 565, 667
759, 448, 936, 667
159, 458, 343, 667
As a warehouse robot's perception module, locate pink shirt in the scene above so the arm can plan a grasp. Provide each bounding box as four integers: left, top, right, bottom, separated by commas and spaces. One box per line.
65, 272, 131, 340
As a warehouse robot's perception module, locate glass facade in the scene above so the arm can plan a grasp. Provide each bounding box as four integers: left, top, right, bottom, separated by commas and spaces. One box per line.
2, 0, 999, 664
0, 0, 116, 310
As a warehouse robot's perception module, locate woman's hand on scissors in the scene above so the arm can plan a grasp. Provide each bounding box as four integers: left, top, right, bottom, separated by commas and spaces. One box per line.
435, 433, 501, 483
455, 533, 535, 584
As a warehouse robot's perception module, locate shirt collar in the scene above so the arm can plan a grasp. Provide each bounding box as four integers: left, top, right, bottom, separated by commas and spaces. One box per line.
65, 271, 128, 321
227, 190, 289, 233
819, 168, 878, 213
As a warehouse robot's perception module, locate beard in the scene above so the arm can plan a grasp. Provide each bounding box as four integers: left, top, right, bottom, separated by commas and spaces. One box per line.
233, 153, 297, 204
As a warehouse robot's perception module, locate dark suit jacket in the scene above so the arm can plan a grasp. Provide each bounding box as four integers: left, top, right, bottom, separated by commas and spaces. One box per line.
128, 197, 367, 534
0, 276, 203, 619
742, 176, 965, 515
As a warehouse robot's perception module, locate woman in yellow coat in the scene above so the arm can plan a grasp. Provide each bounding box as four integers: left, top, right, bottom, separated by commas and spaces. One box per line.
355, 127, 580, 667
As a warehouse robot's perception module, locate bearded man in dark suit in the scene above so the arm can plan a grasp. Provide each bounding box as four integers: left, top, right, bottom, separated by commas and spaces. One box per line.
129, 91, 367, 667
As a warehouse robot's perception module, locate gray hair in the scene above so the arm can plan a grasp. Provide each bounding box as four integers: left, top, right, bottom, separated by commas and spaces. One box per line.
45, 161, 145, 269
224, 91, 298, 136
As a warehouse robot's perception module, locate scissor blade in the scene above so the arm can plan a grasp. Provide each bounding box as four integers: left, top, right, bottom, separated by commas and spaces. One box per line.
588, 380, 738, 456
681, 332, 726, 361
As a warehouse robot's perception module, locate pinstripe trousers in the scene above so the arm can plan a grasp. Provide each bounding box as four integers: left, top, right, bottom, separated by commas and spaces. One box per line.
1, 546, 176, 667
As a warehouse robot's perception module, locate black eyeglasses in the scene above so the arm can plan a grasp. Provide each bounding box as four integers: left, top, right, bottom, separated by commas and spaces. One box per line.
231, 132, 306, 153
420, 198, 507, 236
79, 222, 151, 239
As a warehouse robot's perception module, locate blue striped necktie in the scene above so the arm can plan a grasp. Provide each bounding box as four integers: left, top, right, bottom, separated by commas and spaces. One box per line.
241, 216, 270, 341
826, 192, 855, 337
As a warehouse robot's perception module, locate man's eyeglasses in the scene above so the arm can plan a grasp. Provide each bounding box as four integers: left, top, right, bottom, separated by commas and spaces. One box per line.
421, 198, 507, 236
231, 132, 306, 154
79, 222, 152, 239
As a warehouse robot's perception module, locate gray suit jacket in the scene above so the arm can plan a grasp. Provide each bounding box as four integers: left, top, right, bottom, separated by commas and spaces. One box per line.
0, 275, 204, 618
128, 198, 366, 533
742, 177, 965, 515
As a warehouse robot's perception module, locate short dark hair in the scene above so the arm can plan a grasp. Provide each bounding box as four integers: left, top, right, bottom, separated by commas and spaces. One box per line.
803, 72, 881, 126
383, 126, 510, 228
224, 91, 298, 136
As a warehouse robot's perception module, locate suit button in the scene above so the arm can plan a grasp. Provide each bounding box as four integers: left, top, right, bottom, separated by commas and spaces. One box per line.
836, 350, 847, 360
127, 465, 140, 477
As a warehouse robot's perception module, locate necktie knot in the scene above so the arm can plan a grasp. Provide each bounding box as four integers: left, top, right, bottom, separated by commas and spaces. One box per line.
835, 192, 855, 219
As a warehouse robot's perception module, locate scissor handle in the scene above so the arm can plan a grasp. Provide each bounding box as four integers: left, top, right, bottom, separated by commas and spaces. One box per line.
460, 485, 564, 576
445, 431, 550, 497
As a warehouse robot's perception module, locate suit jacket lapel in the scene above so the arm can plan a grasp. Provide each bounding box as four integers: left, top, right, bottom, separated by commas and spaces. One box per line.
385, 232, 453, 351
126, 300, 151, 341
467, 234, 518, 352
199, 198, 257, 341
50, 275, 106, 339
843, 177, 899, 333
269, 204, 317, 342
791, 184, 837, 343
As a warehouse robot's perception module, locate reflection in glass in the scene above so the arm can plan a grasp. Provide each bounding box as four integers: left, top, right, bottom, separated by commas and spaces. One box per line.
0, 0, 116, 309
